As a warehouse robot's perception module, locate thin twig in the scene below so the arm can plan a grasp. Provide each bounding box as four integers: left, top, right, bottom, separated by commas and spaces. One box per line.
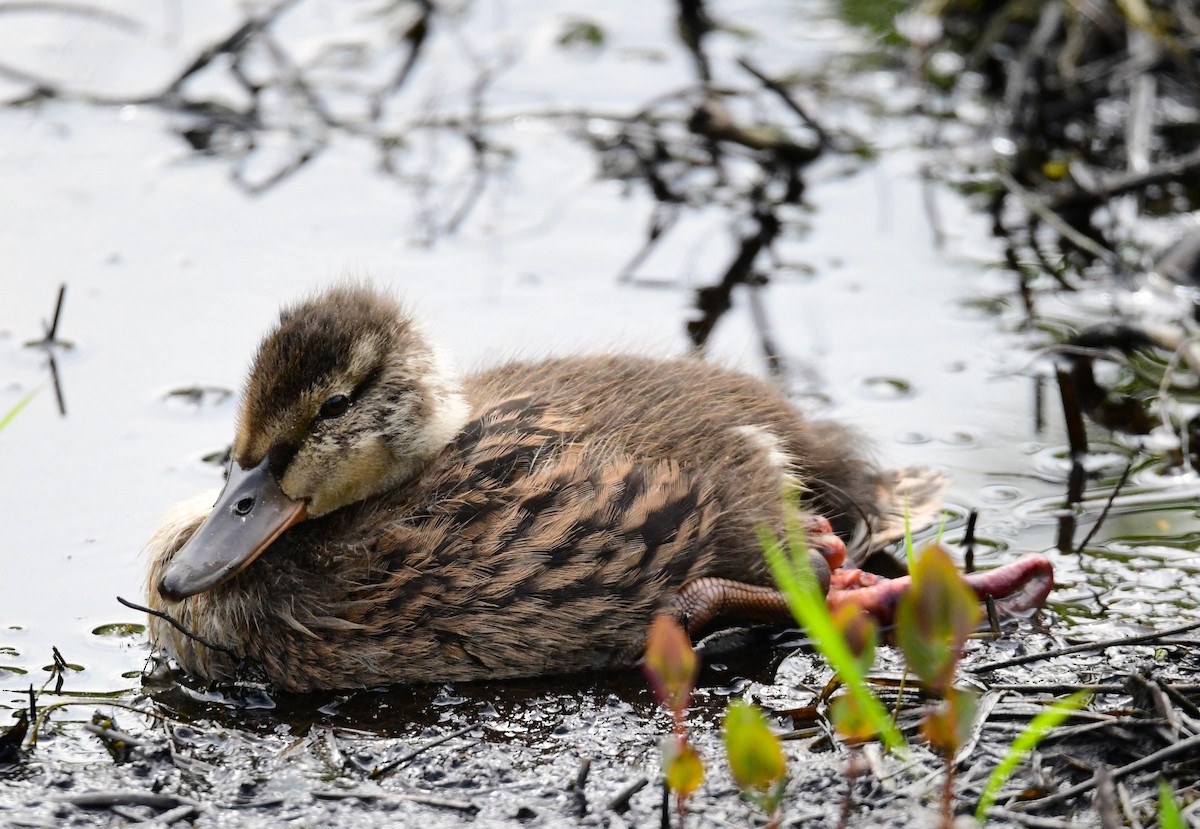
312, 790, 477, 811
736, 57, 830, 149
47, 353, 66, 417
570, 757, 591, 817
1073, 460, 1133, 554
145, 804, 200, 825
161, 0, 301, 98
115, 596, 237, 657
1019, 731, 1200, 811
608, 777, 648, 813
370, 723, 475, 780
1051, 146, 1200, 211
44, 283, 66, 343
971, 619, 1200, 673
83, 723, 143, 747
998, 170, 1117, 265
56, 791, 200, 809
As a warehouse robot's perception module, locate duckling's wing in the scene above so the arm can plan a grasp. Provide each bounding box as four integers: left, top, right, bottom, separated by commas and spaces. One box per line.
376, 448, 723, 680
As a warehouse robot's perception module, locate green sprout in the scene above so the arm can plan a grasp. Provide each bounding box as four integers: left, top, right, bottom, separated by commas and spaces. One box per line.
643, 615, 704, 823
975, 690, 1091, 821
759, 516, 907, 755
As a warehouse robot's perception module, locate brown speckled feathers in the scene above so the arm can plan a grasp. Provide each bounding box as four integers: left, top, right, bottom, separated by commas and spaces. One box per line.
146, 290, 937, 692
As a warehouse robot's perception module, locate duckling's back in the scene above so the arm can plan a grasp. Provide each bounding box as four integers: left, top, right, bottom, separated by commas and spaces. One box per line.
464, 355, 914, 573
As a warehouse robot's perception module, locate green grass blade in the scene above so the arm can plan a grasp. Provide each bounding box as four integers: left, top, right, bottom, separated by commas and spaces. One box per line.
975, 690, 1091, 821
0, 387, 40, 432
759, 527, 908, 756
1158, 778, 1185, 829
903, 497, 916, 571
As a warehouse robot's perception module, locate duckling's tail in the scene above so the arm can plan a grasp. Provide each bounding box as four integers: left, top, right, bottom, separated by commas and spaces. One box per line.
862, 465, 947, 552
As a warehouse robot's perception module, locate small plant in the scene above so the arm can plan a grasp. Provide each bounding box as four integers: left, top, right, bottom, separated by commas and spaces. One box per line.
764, 503, 1010, 828
895, 544, 981, 826
642, 497, 1080, 829
722, 700, 787, 828
643, 615, 703, 825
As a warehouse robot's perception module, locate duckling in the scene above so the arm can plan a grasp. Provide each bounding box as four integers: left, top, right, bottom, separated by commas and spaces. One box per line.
144, 285, 949, 692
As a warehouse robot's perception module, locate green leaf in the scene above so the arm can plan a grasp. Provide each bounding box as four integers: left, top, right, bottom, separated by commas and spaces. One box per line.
643, 615, 697, 716
831, 692, 880, 744
975, 691, 1091, 821
662, 735, 704, 797
1158, 778, 1185, 829
896, 545, 981, 694
723, 701, 786, 794
760, 521, 907, 756
903, 497, 916, 571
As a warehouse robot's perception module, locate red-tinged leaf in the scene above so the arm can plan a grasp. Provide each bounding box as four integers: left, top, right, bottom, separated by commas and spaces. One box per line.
643, 615, 697, 716
723, 701, 787, 793
662, 735, 704, 797
831, 693, 880, 744
831, 603, 878, 674
896, 545, 981, 693
921, 687, 977, 753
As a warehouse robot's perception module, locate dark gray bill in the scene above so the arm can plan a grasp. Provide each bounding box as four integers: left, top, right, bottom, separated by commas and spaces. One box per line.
158, 456, 307, 601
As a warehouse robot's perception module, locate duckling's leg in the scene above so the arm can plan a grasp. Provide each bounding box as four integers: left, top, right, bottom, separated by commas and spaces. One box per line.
675, 550, 833, 634
676, 553, 1055, 634
674, 514, 848, 633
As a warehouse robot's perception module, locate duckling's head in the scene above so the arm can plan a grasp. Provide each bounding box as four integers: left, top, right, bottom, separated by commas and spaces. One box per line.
157, 285, 470, 601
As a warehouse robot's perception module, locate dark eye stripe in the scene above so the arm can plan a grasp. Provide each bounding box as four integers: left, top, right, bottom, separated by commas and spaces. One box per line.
268, 442, 299, 476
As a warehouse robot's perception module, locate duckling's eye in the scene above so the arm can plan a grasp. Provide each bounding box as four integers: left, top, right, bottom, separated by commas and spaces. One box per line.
318, 394, 351, 420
